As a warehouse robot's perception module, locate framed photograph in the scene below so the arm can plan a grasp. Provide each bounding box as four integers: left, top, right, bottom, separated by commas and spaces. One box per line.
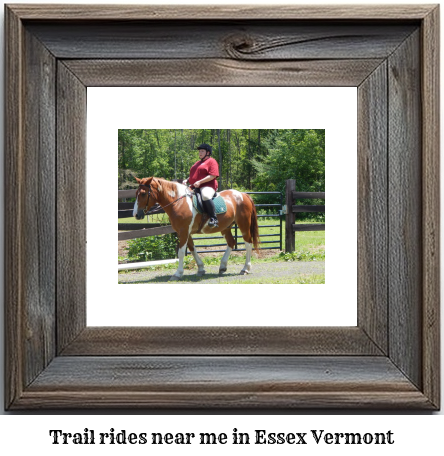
96, 91, 355, 326
5, 5, 440, 409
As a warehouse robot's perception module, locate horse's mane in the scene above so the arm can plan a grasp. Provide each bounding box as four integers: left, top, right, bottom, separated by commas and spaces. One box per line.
154, 177, 187, 193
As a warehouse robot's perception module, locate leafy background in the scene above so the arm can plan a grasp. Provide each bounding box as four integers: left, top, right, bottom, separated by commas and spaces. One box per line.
119, 129, 324, 194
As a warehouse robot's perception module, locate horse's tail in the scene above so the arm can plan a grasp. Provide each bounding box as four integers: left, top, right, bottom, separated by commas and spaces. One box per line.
246, 194, 260, 253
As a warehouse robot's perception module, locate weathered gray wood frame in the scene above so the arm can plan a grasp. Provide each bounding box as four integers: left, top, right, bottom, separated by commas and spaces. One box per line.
5, 5, 440, 409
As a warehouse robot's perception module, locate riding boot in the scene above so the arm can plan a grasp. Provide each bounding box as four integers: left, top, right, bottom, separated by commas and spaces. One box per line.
203, 199, 219, 227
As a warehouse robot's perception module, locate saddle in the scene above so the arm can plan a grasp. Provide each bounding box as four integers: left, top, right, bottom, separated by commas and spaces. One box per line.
192, 192, 227, 215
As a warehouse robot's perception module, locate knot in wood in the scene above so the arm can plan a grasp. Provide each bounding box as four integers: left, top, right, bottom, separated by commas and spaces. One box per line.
224, 33, 255, 59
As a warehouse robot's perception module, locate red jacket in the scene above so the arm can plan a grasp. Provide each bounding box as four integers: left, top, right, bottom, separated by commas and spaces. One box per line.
188, 157, 219, 191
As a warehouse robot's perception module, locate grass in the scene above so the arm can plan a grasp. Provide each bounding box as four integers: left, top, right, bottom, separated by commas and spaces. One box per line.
224, 274, 325, 284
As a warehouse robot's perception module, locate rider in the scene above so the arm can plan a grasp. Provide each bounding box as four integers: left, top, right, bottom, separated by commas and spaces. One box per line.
184, 143, 219, 228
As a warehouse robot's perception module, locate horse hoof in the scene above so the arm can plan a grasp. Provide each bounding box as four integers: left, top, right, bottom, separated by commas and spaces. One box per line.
197, 270, 206, 277
219, 268, 227, 275
240, 270, 249, 275
169, 275, 181, 281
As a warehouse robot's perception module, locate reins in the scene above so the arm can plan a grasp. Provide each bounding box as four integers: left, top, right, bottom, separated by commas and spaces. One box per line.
137, 180, 191, 215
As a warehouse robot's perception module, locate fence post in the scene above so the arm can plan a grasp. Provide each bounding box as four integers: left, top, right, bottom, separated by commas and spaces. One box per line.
285, 179, 296, 252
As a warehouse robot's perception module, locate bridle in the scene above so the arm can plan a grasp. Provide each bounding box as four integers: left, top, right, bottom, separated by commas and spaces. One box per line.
136, 183, 157, 216
136, 179, 191, 216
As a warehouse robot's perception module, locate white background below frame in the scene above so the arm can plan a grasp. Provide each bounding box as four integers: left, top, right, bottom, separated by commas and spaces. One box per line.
86, 87, 357, 326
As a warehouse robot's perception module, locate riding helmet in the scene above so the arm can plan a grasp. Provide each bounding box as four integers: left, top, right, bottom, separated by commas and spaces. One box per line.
196, 143, 212, 155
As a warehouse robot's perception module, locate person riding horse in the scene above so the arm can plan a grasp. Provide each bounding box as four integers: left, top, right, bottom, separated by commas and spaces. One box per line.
184, 143, 220, 228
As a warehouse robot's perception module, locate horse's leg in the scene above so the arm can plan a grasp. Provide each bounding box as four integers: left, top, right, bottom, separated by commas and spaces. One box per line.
187, 236, 206, 276
219, 227, 235, 274
240, 242, 252, 275
237, 216, 253, 275
170, 231, 189, 281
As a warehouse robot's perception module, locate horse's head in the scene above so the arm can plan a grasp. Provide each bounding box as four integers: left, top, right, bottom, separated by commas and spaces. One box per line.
133, 177, 156, 220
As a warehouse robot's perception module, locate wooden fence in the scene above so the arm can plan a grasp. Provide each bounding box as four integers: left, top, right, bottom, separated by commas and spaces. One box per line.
285, 179, 325, 253
118, 189, 174, 241
120, 182, 323, 253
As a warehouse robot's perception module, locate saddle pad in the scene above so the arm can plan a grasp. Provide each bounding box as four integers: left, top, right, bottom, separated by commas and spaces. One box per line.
192, 194, 227, 215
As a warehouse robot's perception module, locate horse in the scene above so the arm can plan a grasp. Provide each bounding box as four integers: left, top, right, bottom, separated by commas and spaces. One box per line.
133, 177, 260, 281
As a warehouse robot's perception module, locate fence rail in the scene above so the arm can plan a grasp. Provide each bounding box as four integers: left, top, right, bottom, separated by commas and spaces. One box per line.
118, 225, 175, 242
292, 205, 325, 213
118, 189, 137, 198
293, 191, 325, 199
293, 223, 325, 232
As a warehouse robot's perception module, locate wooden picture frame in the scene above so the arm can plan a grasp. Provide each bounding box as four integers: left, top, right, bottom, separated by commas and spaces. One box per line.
5, 4, 440, 409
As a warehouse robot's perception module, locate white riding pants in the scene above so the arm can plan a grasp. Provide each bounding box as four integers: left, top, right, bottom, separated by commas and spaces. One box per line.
200, 186, 216, 201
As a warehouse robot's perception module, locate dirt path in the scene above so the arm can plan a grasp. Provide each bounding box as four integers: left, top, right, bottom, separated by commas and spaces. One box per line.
118, 261, 325, 284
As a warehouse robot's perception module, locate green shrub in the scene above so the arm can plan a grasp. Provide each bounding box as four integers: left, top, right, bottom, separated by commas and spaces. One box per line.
127, 234, 178, 261
279, 250, 325, 262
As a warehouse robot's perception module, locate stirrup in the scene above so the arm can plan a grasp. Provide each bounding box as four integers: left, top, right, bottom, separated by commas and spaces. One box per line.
208, 217, 219, 227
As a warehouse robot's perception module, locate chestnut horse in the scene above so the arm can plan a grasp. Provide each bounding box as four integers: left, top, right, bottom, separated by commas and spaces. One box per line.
134, 177, 260, 281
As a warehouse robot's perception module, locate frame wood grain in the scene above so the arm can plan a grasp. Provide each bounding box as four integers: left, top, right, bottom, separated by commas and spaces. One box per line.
5, 4, 440, 409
